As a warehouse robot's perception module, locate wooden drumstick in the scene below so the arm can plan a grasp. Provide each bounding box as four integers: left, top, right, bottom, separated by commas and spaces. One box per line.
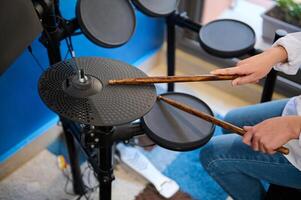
158, 96, 289, 155
109, 74, 239, 85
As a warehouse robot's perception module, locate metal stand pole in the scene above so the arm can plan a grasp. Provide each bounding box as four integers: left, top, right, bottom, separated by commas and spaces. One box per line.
166, 15, 176, 92
61, 119, 86, 195
166, 13, 202, 92
39, 0, 86, 195
261, 69, 278, 103
96, 127, 115, 200
260, 29, 287, 103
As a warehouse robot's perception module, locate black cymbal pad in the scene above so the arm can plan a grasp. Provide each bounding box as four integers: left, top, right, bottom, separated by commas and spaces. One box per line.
199, 19, 256, 58
38, 57, 157, 126
77, 0, 136, 47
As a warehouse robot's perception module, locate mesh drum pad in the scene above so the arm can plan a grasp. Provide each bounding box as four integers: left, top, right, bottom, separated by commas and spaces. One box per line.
77, 0, 136, 47
132, 0, 179, 17
142, 92, 215, 151
199, 19, 256, 58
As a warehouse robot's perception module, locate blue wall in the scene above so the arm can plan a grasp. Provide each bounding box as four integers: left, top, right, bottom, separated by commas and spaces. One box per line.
0, 1, 164, 163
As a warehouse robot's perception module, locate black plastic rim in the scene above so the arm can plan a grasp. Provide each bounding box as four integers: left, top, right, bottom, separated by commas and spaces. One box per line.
142, 92, 215, 151
76, 0, 136, 48
132, 0, 179, 17
199, 19, 256, 58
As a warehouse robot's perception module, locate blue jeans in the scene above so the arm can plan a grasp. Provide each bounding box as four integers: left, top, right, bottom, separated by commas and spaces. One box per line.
200, 99, 301, 200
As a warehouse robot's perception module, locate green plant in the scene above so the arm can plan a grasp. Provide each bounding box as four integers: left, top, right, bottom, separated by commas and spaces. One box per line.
277, 0, 301, 23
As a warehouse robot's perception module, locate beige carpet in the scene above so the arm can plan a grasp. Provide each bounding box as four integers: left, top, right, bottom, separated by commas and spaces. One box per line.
0, 150, 148, 200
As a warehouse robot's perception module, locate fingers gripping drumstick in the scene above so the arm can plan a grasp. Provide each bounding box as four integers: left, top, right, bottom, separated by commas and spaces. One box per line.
157, 96, 289, 155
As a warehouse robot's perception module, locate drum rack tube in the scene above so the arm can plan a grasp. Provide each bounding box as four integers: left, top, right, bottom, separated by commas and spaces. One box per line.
166, 11, 286, 103
112, 122, 145, 141
172, 13, 202, 33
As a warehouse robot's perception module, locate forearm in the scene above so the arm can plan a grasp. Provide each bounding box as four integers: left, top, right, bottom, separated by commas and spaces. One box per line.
264, 46, 288, 66
272, 32, 301, 75
288, 116, 301, 140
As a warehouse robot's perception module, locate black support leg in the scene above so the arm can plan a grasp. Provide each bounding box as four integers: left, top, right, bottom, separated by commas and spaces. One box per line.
167, 15, 176, 92
260, 69, 278, 103
96, 127, 114, 200
61, 119, 86, 195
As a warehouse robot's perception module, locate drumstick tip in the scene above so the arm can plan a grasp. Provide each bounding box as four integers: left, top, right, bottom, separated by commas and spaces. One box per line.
108, 80, 116, 85
278, 146, 289, 155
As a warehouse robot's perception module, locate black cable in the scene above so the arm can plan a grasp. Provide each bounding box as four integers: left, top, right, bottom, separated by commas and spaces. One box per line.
86, 163, 99, 191
66, 36, 75, 58
57, 16, 78, 72
84, 163, 100, 200
27, 46, 45, 72
54, 16, 73, 61
62, 168, 91, 200
62, 170, 76, 196
64, 38, 72, 60
64, 50, 70, 60
55, 15, 80, 74
88, 166, 93, 188
72, 31, 83, 36
67, 35, 80, 72
55, 15, 75, 59
62, 162, 101, 200
79, 166, 93, 200
68, 36, 74, 53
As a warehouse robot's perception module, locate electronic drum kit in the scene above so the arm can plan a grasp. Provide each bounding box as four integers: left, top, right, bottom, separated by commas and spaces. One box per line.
36, 0, 288, 200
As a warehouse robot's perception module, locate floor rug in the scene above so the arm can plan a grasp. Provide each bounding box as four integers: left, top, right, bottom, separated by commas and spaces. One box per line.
136, 119, 227, 200
135, 184, 192, 200
47, 83, 228, 200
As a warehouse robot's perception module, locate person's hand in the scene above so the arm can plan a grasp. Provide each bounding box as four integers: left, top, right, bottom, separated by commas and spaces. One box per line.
242, 116, 301, 154
211, 46, 288, 86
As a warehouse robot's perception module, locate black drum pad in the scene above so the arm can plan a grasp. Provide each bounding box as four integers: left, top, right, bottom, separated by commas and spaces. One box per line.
77, 0, 136, 47
132, 0, 179, 17
199, 19, 256, 58
142, 92, 215, 151
38, 57, 156, 126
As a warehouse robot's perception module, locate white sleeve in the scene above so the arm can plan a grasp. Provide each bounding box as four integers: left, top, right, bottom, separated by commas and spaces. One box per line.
272, 32, 301, 75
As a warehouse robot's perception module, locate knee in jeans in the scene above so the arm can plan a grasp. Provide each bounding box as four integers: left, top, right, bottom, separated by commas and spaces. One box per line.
200, 145, 233, 175
200, 135, 243, 172
200, 144, 218, 171
222, 110, 240, 134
